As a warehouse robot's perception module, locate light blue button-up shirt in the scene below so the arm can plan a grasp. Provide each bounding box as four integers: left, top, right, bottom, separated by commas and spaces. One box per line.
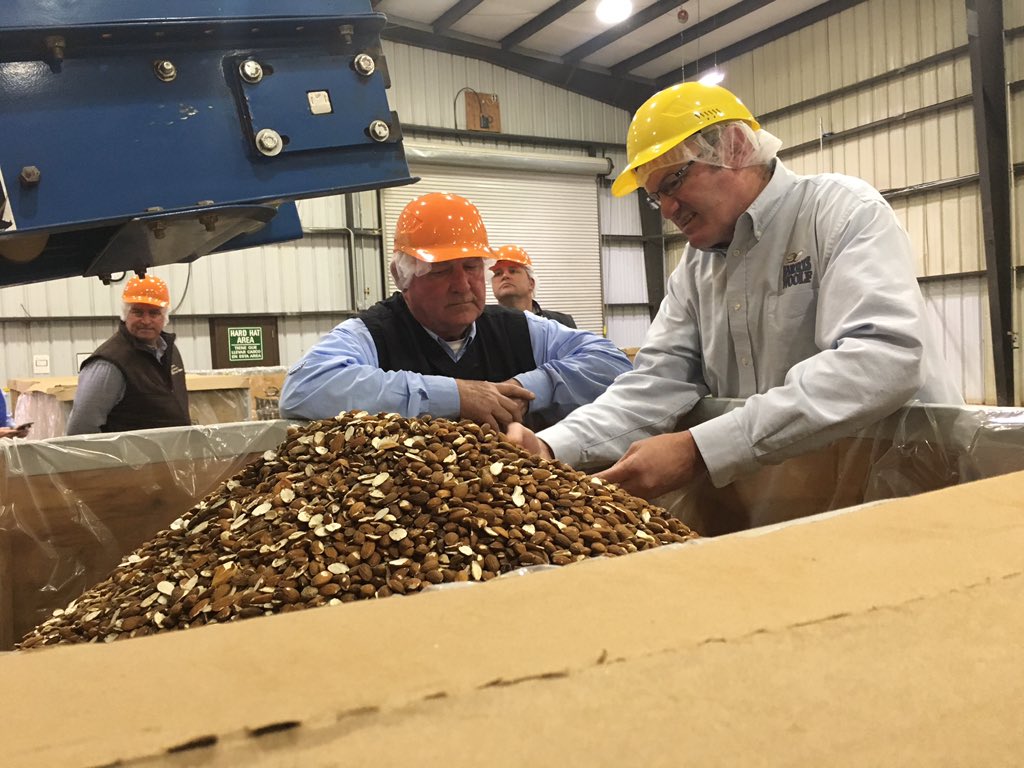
540, 161, 963, 487
280, 308, 632, 428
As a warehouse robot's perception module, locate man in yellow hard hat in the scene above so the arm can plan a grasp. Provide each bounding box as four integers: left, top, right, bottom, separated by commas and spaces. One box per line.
66, 275, 191, 434
490, 245, 576, 328
280, 192, 631, 431
508, 82, 962, 501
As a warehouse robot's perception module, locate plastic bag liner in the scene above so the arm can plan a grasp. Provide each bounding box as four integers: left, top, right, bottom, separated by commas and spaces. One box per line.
654, 399, 1019, 536
0, 420, 290, 649
1, 400, 1022, 649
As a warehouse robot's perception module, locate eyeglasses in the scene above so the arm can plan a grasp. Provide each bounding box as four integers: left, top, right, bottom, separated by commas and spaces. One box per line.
644, 161, 696, 210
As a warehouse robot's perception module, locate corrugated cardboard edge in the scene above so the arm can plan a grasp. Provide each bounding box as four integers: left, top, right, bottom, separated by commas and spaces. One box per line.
4, 471, 1024, 767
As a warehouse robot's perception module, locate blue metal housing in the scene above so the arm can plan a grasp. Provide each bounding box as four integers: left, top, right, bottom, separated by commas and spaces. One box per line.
0, 0, 415, 286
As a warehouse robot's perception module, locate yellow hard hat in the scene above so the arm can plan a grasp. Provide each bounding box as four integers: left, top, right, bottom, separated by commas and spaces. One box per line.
611, 82, 760, 197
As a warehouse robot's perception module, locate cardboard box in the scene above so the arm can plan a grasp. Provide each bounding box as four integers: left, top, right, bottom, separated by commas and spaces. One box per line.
2, 471, 1022, 767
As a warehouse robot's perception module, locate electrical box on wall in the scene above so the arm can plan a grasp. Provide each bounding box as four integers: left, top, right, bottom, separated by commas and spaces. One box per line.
209, 317, 281, 369
465, 92, 501, 133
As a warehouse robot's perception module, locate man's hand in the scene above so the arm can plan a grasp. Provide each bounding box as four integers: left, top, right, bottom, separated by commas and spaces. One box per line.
501, 377, 532, 417
596, 431, 706, 500
505, 423, 553, 460
456, 379, 535, 432
0, 424, 29, 439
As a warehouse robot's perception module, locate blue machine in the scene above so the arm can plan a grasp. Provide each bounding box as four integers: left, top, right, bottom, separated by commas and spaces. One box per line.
0, 0, 415, 286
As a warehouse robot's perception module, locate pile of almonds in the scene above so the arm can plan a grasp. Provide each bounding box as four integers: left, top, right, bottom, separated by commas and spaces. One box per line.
19, 411, 697, 648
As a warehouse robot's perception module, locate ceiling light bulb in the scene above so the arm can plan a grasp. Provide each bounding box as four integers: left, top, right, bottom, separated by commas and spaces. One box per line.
595, 0, 633, 24
698, 69, 725, 86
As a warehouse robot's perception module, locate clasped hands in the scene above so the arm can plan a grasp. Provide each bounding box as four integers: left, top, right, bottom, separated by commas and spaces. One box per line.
456, 378, 534, 432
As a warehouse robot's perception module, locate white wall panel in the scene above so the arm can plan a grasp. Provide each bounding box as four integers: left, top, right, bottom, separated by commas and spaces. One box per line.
602, 244, 647, 305
599, 184, 641, 236
381, 41, 628, 145
606, 307, 652, 350
922, 278, 990, 404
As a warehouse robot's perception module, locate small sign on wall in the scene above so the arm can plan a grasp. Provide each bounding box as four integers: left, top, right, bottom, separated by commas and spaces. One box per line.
32, 354, 50, 374
228, 327, 265, 362
210, 316, 280, 369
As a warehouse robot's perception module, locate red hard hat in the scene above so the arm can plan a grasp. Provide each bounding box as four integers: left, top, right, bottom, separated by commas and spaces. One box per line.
393, 192, 493, 262
122, 275, 170, 308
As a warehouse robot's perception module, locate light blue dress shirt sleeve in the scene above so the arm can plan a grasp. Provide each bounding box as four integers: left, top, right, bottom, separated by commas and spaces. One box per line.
66, 360, 127, 435
280, 313, 632, 424
279, 318, 461, 420
515, 312, 633, 425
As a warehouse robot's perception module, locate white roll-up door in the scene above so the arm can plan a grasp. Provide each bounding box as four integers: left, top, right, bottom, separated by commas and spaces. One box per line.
382, 156, 606, 334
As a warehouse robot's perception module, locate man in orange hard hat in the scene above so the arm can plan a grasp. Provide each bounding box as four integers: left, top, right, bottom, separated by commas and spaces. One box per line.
66, 275, 191, 435
507, 81, 962, 506
490, 245, 576, 328
281, 192, 631, 431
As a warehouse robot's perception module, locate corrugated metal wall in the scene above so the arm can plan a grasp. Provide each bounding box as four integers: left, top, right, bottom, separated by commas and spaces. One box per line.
382, 42, 628, 145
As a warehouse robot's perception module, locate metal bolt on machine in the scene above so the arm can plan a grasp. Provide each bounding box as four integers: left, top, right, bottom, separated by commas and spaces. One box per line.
0, 0, 416, 286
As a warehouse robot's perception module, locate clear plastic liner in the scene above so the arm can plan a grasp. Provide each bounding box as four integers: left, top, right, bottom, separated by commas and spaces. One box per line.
0, 420, 291, 649
658, 400, 1014, 536
7, 366, 286, 440
1, 400, 1022, 650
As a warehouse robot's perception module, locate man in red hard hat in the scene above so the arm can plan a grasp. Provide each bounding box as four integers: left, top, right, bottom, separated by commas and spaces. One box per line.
66, 275, 191, 434
281, 192, 631, 431
490, 245, 576, 328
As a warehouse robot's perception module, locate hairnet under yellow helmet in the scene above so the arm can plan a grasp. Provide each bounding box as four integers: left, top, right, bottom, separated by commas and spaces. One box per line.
611, 82, 760, 197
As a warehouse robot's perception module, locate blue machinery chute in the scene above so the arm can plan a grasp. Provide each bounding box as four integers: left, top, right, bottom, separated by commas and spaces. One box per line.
0, 0, 415, 286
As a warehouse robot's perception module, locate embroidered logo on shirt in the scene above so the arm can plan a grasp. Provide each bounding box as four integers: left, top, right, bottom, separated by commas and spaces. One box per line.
170, 364, 185, 376
782, 251, 812, 288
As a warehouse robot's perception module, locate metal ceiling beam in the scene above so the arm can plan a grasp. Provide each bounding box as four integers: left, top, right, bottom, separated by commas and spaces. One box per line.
501, 0, 587, 50
564, 0, 683, 64
966, 0, 1014, 405
611, 0, 777, 76
654, 0, 867, 87
381, 22, 655, 112
433, 0, 487, 33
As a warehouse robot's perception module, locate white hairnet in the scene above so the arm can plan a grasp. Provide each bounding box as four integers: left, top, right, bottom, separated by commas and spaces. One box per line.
635, 121, 783, 189
121, 303, 170, 322
389, 251, 433, 290
390, 251, 495, 291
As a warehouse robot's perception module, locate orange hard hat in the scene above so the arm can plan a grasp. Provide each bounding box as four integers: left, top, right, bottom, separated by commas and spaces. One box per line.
122, 275, 170, 308
491, 245, 533, 269
393, 192, 493, 263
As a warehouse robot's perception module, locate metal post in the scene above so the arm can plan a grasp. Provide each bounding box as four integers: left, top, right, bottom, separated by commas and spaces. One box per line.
638, 197, 666, 322
965, 0, 1014, 404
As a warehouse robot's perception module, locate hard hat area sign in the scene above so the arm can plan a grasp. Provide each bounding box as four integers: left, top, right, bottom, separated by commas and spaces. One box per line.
227, 327, 264, 362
